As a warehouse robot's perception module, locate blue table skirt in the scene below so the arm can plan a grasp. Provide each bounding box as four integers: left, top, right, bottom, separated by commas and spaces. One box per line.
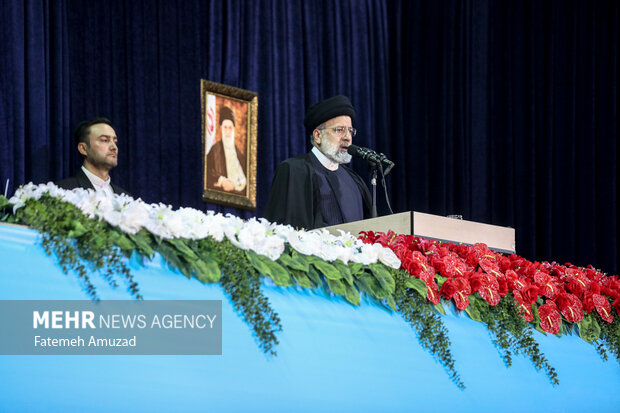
1, 223, 618, 412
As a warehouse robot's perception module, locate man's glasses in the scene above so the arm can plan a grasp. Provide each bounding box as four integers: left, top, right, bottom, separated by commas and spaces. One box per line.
318, 126, 357, 138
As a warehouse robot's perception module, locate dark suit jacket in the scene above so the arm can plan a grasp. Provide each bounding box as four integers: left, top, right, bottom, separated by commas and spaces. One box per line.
55, 168, 131, 196
263, 152, 372, 229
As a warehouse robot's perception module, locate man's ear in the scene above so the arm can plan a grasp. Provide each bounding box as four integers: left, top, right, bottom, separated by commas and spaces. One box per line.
313, 130, 321, 146
77, 142, 88, 157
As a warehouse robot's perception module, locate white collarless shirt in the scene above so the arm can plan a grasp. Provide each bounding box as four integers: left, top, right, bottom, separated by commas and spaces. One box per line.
82, 166, 114, 196
311, 146, 339, 171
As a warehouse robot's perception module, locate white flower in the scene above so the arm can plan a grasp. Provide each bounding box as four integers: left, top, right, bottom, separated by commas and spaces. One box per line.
280, 228, 323, 257
175, 207, 209, 240
236, 218, 268, 249
202, 212, 227, 242
144, 204, 175, 239
377, 245, 401, 269
223, 213, 246, 245
8, 182, 399, 270
224, 218, 281, 260
118, 200, 150, 234
351, 243, 379, 265
255, 234, 285, 260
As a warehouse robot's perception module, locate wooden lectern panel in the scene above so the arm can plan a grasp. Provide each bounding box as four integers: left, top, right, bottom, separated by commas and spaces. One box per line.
322, 211, 516, 254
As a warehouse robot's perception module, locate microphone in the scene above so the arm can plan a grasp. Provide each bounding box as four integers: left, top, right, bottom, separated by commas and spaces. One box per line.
347, 144, 394, 175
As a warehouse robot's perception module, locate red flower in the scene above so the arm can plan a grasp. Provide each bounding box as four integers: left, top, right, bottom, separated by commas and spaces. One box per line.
440, 277, 471, 310
593, 294, 613, 323
479, 257, 503, 278
416, 238, 441, 256
520, 284, 540, 304
497, 277, 508, 297
499, 256, 512, 272
534, 272, 561, 299
434, 254, 469, 278
439, 278, 457, 299
513, 291, 534, 322
563, 268, 590, 297
425, 280, 441, 305
470, 271, 500, 306
465, 251, 480, 267
582, 291, 596, 314
602, 286, 618, 300
554, 293, 584, 323
505, 269, 529, 291
538, 301, 562, 335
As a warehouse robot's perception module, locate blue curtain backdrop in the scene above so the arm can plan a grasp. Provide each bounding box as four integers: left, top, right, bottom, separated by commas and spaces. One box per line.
0, 0, 617, 274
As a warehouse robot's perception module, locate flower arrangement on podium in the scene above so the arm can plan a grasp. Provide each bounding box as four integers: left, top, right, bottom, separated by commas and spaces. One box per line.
1, 183, 618, 390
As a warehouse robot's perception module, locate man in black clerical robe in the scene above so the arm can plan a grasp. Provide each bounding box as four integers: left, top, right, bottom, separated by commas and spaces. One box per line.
264, 95, 372, 229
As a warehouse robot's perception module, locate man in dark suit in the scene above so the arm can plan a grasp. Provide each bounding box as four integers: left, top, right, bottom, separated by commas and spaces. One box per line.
56, 117, 131, 196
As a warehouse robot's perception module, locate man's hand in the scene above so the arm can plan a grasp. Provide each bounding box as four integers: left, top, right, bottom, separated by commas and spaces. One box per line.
215, 176, 234, 192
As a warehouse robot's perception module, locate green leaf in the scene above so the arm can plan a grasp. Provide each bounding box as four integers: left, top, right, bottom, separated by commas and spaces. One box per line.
109, 230, 136, 251
291, 270, 316, 289
434, 301, 446, 315
246, 250, 292, 286
435, 275, 448, 288
405, 277, 428, 299
157, 243, 191, 278
308, 258, 342, 281
306, 266, 322, 286
326, 278, 346, 297
465, 295, 483, 322
263, 258, 293, 287
291, 251, 311, 271
127, 231, 154, 257
67, 221, 88, 238
333, 260, 353, 285
191, 257, 221, 283
355, 273, 389, 299
385, 295, 397, 311
91, 233, 105, 249
344, 283, 361, 306
278, 252, 308, 272
348, 262, 364, 275
577, 313, 601, 343
169, 238, 199, 260
532, 302, 541, 324
0, 195, 8, 209
369, 263, 395, 294
245, 250, 272, 276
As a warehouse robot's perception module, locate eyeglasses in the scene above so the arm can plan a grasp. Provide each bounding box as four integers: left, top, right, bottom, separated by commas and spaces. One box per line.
318, 126, 357, 138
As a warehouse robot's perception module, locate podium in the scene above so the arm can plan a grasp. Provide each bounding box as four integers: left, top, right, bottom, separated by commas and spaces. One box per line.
323, 211, 516, 254
1, 223, 619, 411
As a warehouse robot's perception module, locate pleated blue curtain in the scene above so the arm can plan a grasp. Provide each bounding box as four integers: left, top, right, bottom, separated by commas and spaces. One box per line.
0, 0, 617, 273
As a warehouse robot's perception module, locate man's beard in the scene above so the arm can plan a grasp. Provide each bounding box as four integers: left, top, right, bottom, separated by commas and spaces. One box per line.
222, 133, 235, 151
320, 138, 352, 164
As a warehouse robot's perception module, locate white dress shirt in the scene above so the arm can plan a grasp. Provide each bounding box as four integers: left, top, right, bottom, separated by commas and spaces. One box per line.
82, 166, 114, 196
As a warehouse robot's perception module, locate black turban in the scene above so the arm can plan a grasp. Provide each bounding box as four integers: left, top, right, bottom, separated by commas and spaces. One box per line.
303, 95, 355, 136
219, 105, 236, 126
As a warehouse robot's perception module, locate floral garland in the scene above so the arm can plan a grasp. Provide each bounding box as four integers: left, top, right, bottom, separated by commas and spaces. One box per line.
1, 183, 619, 388
1, 183, 403, 357
361, 231, 620, 375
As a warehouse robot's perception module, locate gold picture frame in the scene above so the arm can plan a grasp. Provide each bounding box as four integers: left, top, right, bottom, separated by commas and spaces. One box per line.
201, 79, 257, 210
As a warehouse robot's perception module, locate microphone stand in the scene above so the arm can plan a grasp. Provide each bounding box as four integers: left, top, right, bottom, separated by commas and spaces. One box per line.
370, 164, 378, 218
370, 159, 392, 218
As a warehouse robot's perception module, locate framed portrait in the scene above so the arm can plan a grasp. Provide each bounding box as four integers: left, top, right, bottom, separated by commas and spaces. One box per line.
201, 80, 258, 210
